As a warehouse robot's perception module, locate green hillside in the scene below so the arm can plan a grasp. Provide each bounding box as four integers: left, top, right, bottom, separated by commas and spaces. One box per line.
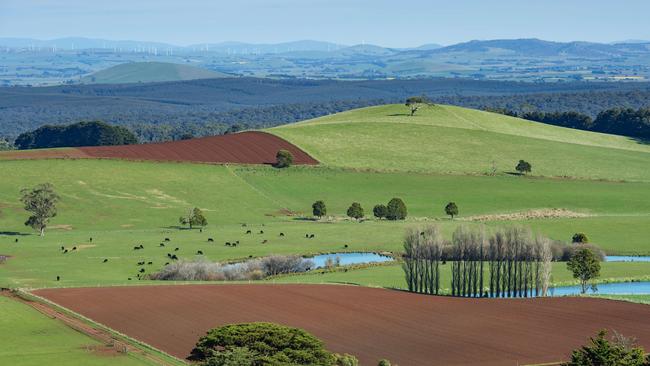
81, 62, 230, 84
270, 104, 650, 181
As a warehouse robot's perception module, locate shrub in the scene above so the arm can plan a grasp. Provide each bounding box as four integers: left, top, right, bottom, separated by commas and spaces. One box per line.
373, 204, 388, 219
378, 360, 392, 366
346, 202, 364, 221
275, 149, 294, 168
190, 322, 354, 366
565, 330, 648, 366
312, 200, 327, 218
386, 198, 407, 220
572, 232, 589, 243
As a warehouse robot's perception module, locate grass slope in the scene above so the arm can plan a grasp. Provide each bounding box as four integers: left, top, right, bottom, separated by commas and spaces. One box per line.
0, 295, 155, 366
1, 159, 649, 288
271, 104, 650, 181
81, 62, 229, 84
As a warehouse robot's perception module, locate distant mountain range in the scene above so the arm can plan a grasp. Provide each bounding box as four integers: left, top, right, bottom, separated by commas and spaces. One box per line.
1, 37, 649, 85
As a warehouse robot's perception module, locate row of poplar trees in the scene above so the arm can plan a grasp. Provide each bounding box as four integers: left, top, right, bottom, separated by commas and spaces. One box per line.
402, 225, 553, 298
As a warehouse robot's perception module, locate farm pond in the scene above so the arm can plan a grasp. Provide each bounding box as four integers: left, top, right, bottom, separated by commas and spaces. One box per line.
308, 252, 394, 268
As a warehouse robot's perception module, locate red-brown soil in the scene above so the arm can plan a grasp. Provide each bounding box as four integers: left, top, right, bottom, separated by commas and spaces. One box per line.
33, 284, 650, 366
0, 132, 318, 165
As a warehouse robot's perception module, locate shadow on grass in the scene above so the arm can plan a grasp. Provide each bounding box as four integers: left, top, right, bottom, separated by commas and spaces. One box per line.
0, 231, 30, 236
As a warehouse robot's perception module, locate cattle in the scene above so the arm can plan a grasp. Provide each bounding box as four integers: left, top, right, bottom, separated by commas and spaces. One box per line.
235, 240, 240, 244
72, 246, 77, 251
171, 254, 178, 260
128, 278, 132, 281
208, 238, 214, 242
259, 230, 264, 234
174, 247, 179, 251
134, 246, 141, 250
139, 268, 145, 273
305, 234, 309, 238
197, 250, 203, 255
89, 237, 93, 242
164, 262, 170, 266
60, 246, 65, 250
309, 234, 315, 239
56, 275, 60, 281
344, 244, 349, 248
139, 244, 144, 249
137, 261, 145, 266
262, 240, 268, 244
63, 249, 68, 254
147, 261, 153, 265
242, 223, 247, 227
280, 233, 285, 237
160, 243, 165, 247
232, 243, 238, 247
225, 242, 231, 246
246, 230, 252, 234
103, 259, 108, 263
15, 238, 18, 243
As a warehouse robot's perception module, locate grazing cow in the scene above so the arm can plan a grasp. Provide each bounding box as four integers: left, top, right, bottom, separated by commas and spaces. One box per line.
225, 242, 231, 246
160, 243, 165, 247
344, 244, 349, 248
134, 246, 141, 250
103, 259, 108, 263
137, 261, 145, 266
174, 247, 179, 251
246, 230, 252, 234
199, 228, 203, 233
309, 234, 315, 239
63, 249, 68, 254
139, 268, 145, 273
147, 261, 153, 265
279, 233, 285, 237
89, 237, 93, 242
139, 244, 144, 249
208, 238, 214, 242
56, 276, 60, 281
305, 234, 309, 238
128, 278, 132, 281
171, 254, 178, 260
164, 262, 170, 266
15, 238, 18, 243
197, 250, 203, 255
235, 240, 240, 244
72, 246, 77, 251
242, 223, 247, 227
164, 238, 170, 242
232, 243, 237, 247
262, 240, 268, 244
60, 246, 65, 250
259, 230, 264, 234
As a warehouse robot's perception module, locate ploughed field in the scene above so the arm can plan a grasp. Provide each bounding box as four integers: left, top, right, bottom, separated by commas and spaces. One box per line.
34, 284, 650, 366
0, 131, 318, 165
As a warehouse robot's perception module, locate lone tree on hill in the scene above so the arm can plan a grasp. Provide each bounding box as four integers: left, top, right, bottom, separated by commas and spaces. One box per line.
347, 202, 364, 221
21, 183, 60, 236
373, 204, 388, 219
179, 207, 208, 230
405, 96, 431, 116
312, 200, 327, 219
445, 202, 459, 219
567, 248, 601, 294
386, 198, 407, 220
515, 160, 532, 175
572, 232, 589, 243
275, 149, 294, 168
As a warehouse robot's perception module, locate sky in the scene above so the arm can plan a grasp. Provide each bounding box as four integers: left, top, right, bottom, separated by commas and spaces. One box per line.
1, 0, 649, 47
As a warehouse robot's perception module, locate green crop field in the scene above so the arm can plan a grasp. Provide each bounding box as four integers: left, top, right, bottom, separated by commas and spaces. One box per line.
0, 295, 158, 366
271, 104, 650, 181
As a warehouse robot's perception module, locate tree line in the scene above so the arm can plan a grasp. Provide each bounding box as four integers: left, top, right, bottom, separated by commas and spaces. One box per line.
14, 121, 138, 149
488, 107, 650, 140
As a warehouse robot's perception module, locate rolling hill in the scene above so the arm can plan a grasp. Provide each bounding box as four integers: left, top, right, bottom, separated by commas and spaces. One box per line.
80, 62, 231, 84
270, 104, 650, 181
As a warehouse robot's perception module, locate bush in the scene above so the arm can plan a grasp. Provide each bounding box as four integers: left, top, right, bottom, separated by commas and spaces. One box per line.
386, 198, 407, 220
275, 149, 294, 168
572, 232, 589, 243
565, 330, 649, 366
373, 204, 388, 219
377, 360, 391, 366
151, 255, 314, 281
190, 322, 356, 366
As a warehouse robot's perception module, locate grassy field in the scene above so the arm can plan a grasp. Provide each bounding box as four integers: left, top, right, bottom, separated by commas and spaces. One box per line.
0, 295, 157, 366
271, 104, 650, 181
598, 294, 650, 305
1, 159, 650, 288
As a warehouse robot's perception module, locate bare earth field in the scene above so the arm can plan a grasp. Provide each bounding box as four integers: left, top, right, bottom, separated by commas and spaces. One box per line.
0, 131, 318, 165
34, 284, 650, 366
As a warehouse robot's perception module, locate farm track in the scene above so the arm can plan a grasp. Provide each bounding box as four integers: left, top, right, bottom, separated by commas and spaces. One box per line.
1, 289, 179, 366
0, 131, 319, 165
34, 284, 650, 366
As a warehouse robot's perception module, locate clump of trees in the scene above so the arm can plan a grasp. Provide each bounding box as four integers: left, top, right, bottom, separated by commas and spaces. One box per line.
567, 247, 601, 294
565, 330, 649, 366
190, 322, 358, 366
405, 96, 432, 116
15, 121, 138, 149
312, 200, 327, 219
21, 183, 60, 236
515, 160, 532, 175
347, 202, 364, 221
445, 202, 459, 219
403, 225, 554, 298
275, 149, 294, 168
179, 207, 208, 230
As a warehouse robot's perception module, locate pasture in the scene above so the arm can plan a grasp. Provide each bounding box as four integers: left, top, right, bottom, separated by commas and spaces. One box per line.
2, 158, 650, 288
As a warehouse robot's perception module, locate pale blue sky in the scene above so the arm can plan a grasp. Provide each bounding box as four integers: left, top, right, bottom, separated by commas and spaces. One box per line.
1, 0, 649, 47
